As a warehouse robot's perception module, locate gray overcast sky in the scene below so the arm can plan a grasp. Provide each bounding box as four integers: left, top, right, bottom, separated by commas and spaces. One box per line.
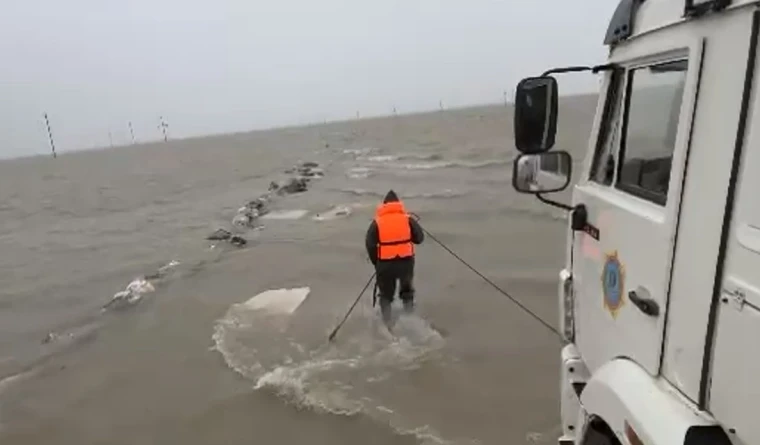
1, 0, 616, 159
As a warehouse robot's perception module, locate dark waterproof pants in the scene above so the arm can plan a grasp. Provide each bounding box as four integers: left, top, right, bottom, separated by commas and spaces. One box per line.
375, 257, 415, 304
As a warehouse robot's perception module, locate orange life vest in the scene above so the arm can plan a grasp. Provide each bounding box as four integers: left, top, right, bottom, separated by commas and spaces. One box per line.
374, 201, 414, 260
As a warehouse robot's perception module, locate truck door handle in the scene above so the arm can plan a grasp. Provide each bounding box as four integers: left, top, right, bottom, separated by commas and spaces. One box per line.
628, 287, 660, 317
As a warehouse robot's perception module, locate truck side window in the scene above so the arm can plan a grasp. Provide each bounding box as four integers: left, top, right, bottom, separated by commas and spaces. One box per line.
616, 59, 688, 205
589, 70, 624, 185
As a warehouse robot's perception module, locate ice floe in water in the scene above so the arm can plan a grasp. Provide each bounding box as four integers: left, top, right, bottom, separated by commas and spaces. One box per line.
240, 287, 311, 315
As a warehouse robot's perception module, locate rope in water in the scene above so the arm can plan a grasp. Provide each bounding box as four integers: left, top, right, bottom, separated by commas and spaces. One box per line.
328, 213, 563, 342
411, 213, 561, 339
328, 272, 376, 342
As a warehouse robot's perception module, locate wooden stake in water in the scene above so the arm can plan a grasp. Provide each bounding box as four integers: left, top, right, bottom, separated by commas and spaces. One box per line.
158, 116, 169, 142
43, 113, 57, 158
129, 122, 136, 144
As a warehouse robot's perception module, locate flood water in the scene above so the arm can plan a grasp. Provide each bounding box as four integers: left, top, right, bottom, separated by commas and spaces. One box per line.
0, 97, 597, 445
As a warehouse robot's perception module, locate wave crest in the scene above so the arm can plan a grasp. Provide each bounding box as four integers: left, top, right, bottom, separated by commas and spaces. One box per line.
399, 159, 508, 170
337, 188, 465, 199
346, 167, 371, 179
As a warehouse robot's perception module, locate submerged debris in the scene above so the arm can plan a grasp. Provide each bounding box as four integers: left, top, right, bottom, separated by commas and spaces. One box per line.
299, 166, 324, 178
284, 161, 324, 179
205, 160, 324, 245
207, 228, 233, 241
297, 161, 324, 178
103, 278, 156, 310
42, 331, 73, 344
232, 207, 260, 230
101, 260, 180, 312
144, 260, 181, 280
246, 195, 271, 216
98, 153, 331, 323
277, 177, 309, 195
229, 235, 247, 246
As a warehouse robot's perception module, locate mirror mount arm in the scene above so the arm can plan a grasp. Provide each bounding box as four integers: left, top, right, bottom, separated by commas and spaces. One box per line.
535, 193, 574, 211
541, 64, 619, 77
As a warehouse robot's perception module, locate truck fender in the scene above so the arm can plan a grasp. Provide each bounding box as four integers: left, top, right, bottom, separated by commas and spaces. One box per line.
579, 359, 731, 445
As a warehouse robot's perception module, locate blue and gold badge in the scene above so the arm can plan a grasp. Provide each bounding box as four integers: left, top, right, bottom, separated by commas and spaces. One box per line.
601, 250, 625, 318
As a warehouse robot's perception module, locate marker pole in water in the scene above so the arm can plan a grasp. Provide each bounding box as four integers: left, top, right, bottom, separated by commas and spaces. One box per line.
44, 113, 57, 158
129, 122, 136, 144
158, 116, 169, 142
504, 91, 508, 107
109, 131, 114, 148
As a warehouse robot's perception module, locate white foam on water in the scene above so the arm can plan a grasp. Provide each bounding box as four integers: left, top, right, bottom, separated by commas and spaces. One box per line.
261, 209, 309, 220
255, 312, 448, 433
0, 368, 38, 433
398, 159, 508, 171
105, 277, 156, 310
126, 278, 155, 295
342, 147, 377, 157
212, 292, 455, 444
399, 161, 453, 170
311, 205, 352, 221
0, 369, 35, 396
365, 155, 398, 162
253, 357, 366, 415
158, 260, 180, 274
338, 188, 466, 200
241, 287, 311, 315
346, 167, 371, 179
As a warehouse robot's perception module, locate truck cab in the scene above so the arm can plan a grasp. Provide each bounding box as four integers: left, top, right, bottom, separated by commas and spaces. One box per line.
511, 1, 760, 444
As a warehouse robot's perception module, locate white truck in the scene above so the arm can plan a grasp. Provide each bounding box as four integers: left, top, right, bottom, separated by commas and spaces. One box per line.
511, 1, 760, 444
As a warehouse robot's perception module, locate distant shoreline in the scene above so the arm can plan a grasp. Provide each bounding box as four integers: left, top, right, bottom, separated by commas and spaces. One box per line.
1, 92, 599, 163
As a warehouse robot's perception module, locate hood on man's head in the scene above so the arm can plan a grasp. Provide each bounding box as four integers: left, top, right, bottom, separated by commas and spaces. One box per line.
383, 189, 399, 203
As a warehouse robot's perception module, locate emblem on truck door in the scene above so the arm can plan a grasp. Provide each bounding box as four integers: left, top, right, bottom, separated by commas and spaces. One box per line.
601, 250, 626, 318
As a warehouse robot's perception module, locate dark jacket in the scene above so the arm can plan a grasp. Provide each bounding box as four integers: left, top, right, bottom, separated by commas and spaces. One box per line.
365, 190, 424, 265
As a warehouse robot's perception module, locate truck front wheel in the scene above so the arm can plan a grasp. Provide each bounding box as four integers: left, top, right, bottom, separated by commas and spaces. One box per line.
581, 417, 621, 445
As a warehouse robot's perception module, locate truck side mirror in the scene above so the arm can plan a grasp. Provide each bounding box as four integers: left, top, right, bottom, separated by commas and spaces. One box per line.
512, 151, 572, 194
514, 76, 558, 154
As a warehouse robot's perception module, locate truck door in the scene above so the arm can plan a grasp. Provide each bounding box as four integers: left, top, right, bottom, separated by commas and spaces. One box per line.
707, 16, 760, 441
572, 36, 703, 376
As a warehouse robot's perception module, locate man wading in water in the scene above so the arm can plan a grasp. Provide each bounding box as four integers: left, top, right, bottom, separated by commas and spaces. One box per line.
365, 190, 425, 326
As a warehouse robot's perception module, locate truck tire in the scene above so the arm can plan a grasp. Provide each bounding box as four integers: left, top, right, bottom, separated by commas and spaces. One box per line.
582, 418, 621, 445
